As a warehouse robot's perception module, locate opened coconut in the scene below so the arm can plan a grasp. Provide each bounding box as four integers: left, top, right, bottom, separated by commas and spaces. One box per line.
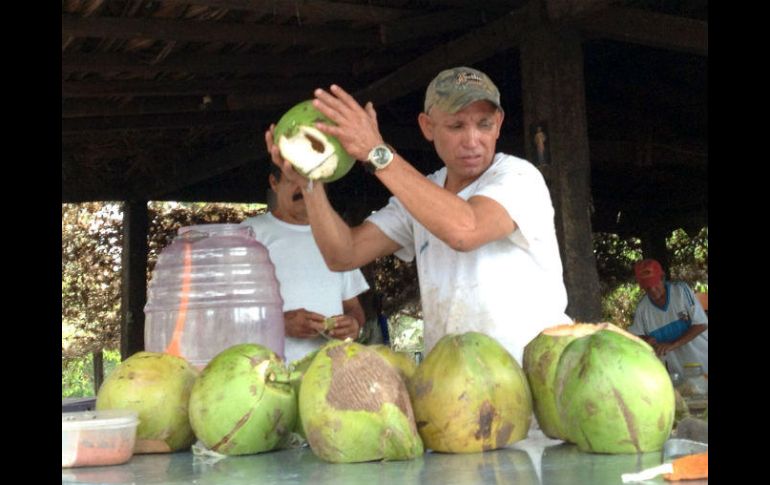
96, 351, 198, 453
522, 323, 600, 440
188, 343, 297, 456
409, 332, 532, 453
274, 99, 355, 182
299, 340, 423, 463
524, 322, 675, 454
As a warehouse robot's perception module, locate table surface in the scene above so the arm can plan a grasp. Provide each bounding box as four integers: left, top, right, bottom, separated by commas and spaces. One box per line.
61, 429, 707, 485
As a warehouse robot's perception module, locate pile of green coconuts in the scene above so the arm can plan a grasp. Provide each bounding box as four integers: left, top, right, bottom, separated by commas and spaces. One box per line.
96, 322, 674, 462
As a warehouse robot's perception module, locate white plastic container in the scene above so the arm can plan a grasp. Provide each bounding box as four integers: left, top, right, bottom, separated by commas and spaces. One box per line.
62, 409, 139, 468
144, 224, 285, 367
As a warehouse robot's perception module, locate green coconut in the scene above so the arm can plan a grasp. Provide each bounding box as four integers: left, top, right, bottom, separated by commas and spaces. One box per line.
368, 344, 418, 382
523, 323, 610, 440
188, 343, 297, 456
287, 349, 319, 439
554, 327, 675, 454
96, 351, 198, 453
299, 340, 423, 463
273, 100, 355, 183
409, 332, 532, 453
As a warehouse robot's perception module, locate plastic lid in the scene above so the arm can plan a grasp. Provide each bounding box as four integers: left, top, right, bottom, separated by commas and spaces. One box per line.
62, 409, 139, 431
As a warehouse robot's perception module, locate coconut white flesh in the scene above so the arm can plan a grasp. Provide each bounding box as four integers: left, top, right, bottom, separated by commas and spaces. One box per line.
278, 126, 339, 180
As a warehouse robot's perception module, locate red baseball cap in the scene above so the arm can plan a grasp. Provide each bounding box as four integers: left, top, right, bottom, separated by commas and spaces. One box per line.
634, 259, 664, 289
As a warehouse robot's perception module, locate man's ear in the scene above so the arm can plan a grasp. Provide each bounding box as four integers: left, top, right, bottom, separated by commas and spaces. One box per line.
417, 112, 434, 142
494, 111, 505, 140
268, 173, 278, 191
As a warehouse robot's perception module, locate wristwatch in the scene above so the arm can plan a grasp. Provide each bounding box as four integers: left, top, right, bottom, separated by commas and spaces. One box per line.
365, 143, 395, 173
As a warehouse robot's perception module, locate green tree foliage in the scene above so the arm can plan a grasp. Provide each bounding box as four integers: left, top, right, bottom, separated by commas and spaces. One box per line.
62, 203, 123, 359
371, 256, 420, 319
62, 350, 121, 398
668, 227, 709, 292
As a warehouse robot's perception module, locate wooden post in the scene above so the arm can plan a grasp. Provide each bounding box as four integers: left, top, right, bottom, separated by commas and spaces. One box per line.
92, 349, 103, 394
121, 200, 148, 360
640, 228, 670, 274
520, 24, 603, 321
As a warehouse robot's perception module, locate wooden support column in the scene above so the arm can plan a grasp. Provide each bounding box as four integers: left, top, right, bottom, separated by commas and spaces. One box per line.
520, 24, 603, 321
640, 228, 670, 274
121, 200, 148, 360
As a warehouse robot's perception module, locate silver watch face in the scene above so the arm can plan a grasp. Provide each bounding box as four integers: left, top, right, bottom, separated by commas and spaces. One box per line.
371, 146, 392, 166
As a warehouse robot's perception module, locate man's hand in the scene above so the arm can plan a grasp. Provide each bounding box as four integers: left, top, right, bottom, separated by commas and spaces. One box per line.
284, 308, 326, 338
312, 85, 383, 161
324, 314, 361, 341
639, 335, 657, 345
653, 341, 677, 357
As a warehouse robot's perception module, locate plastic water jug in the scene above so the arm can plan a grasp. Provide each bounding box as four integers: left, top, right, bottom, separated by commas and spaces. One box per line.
144, 224, 284, 368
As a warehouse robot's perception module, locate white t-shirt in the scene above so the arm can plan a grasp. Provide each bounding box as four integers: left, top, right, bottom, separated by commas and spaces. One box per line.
367, 153, 571, 364
629, 281, 708, 376
241, 213, 370, 363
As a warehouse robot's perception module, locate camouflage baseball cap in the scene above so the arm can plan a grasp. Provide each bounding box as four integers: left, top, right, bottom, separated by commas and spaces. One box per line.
424, 66, 502, 114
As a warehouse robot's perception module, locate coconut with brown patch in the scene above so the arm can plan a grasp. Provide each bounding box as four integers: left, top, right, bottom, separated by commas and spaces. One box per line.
188, 343, 297, 455
409, 332, 532, 453
299, 340, 423, 463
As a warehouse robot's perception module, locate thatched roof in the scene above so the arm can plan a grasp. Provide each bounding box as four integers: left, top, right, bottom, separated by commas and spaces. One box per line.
62, 0, 707, 236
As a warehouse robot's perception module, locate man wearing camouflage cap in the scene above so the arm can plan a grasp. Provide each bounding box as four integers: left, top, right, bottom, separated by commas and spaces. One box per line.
266, 66, 571, 364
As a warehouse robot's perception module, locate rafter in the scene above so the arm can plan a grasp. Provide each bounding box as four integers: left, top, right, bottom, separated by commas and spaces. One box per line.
62, 50, 363, 76
167, 0, 408, 23
62, 110, 267, 133
577, 6, 708, 56
61, 13, 378, 48
137, 138, 266, 200
62, 78, 328, 98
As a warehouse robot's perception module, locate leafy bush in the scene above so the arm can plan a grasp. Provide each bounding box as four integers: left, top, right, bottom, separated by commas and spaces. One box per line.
62, 350, 121, 398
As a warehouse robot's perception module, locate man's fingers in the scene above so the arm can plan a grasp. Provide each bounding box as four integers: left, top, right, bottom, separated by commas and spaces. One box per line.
313, 88, 347, 119
328, 84, 359, 108
364, 101, 378, 124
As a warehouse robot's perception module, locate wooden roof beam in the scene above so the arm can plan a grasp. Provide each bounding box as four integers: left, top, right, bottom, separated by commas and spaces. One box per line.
379, 8, 496, 45
61, 13, 378, 48
62, 51, 356, 76
63, 78, 327, 98
576, 6, 708, 56
168, 0, 407, 23
137, 138, 266, 200
63, 97, 224, 118
62, 110, 268, 134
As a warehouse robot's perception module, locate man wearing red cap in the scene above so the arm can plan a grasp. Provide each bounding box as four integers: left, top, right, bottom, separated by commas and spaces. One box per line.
628, 259, 708, 376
